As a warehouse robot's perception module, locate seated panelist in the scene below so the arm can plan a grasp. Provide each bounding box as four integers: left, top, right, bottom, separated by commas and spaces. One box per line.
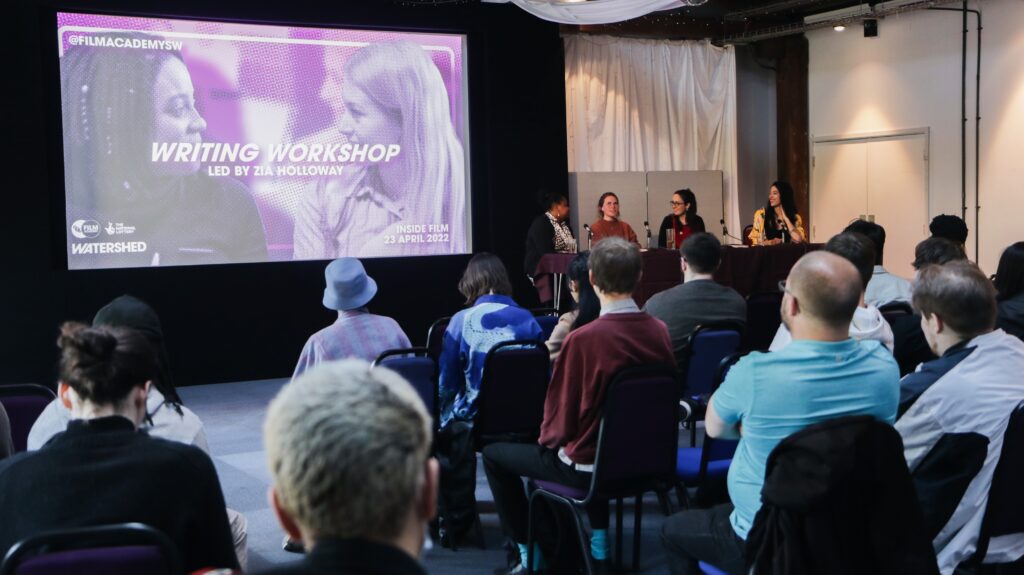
590, 192, 640, 247
749, 181, 805, 246
657, 188, 706, 249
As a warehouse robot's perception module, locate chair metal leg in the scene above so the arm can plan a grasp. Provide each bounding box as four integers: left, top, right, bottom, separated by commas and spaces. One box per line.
615, 497, 624, 572
527, 494, 536, 575
633, 494, 643, 571
567, 505, 593, 575
657, 489, 673, 516
474, 512, 486, 549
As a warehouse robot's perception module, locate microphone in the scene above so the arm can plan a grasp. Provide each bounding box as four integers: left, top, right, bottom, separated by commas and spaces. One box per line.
643, 221, 652, 249
720, 218, 744, 245
583, 223, 593, 251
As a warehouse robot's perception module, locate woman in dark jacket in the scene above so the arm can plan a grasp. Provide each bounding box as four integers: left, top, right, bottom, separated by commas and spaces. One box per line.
658, 188, 705, 249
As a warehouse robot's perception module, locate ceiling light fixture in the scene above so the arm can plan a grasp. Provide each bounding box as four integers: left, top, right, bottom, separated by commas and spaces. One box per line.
833, 24, 846, 31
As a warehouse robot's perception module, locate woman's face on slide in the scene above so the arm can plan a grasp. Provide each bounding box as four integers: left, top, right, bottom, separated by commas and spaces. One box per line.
150, 58, 206, 177
337, 83, 403, 149
601, 195, 620, 220
768, 185, 781, 208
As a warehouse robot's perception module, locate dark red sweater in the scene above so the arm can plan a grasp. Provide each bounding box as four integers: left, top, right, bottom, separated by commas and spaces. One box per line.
538, 312, 675, 464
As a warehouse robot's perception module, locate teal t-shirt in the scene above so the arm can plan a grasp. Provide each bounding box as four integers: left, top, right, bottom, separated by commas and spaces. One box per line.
712, 338, 899, 539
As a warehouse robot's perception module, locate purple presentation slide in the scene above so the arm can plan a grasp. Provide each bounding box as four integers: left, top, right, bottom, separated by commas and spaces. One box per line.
58, 12, 470, 270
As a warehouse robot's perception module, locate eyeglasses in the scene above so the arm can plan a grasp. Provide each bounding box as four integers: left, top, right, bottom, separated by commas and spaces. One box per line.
778, 280, 794, 297
669, 201, 684, 207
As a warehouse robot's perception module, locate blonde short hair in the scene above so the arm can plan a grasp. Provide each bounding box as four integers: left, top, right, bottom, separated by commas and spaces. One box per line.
264, 359, 432, 540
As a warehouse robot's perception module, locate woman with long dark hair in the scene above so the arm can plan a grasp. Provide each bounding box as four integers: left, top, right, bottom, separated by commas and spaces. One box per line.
995, 241, 1024, 341
749, 181, 805, 246
545, 252, 600, 360
658, 188, 706, 249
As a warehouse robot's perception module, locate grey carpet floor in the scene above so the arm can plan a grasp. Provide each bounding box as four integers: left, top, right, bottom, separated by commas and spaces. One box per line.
180, 379, 677, 574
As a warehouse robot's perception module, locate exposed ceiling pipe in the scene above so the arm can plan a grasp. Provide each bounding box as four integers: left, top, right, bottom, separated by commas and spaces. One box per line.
725, 0, 843, 22
719, 0, 965, 44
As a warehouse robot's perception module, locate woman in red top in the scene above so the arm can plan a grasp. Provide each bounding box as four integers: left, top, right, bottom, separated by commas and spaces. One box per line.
658, 188, 706, 249
589, 192, 640, 247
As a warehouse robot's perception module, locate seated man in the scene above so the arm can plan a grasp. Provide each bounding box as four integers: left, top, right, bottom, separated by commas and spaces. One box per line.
293, 257, 411, 378
662, 251, 900, 575
896, 262, 1024, 574
844, 219, 913, 308
643, 233, 746, 366
892, 237, 968, 375
483, 237, 675, 573
257, 360, 437, 575
770, 232, 893, 351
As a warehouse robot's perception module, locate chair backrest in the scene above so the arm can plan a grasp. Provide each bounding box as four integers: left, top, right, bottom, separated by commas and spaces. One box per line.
425, 316, 451, 362
0, 523, 182, 575
534, 315, 559, 341
0, 385, 57, 453
973, 401, 1024, 564
372, 348, 437, 421
591, 365, 680, 495
681, 323, 744, 398
474, 340, 550, 443
744, 291, 783, 352
879, 301, 914, 327
698, 352, 747, 473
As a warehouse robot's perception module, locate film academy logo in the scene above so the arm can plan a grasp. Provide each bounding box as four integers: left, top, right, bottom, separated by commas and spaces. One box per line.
70, 219, 101, 239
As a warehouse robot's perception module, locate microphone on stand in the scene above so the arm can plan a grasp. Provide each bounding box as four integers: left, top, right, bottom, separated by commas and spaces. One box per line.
720, 218, 744, 245
777, 219, 789, 243
643, 221, 652, 250
583, 223, 593, 251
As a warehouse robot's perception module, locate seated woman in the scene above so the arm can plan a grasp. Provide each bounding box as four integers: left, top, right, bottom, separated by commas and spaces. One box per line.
590, 193, 640, 247
749, 181, 806, 246
439, 253, 543, 429
26, 295, 248, 569
545, 252, 600, 362
995, 241, 1024, 341
524, 191, 576, 275
657, 188, 706, 249
29, 295, 207, 451
0, 323, 238, 572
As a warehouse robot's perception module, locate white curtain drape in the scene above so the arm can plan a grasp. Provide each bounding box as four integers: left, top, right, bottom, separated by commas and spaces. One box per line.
565, 35, 740, 236
482, 0, 684, 25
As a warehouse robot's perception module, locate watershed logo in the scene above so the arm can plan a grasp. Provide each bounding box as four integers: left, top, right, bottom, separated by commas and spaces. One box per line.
70, 219, 101, 239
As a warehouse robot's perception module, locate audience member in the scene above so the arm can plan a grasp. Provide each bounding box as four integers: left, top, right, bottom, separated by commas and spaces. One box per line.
545, 252, 599, 361
293, 258, 411, 378
994, 241, 1024, 341
439, 253, 542, 429
0, 323, 238, 572
483, 237, 675, 573
892, 238, 969, 375
29, 295, 208, 450
895, 262, 1024, 574
26, 295, 248, 567
644, 233, 746, 366
770, 232, 893, 351
662, 251, 900, 575
929, 214, 969, 247
257, 360, 436, 575
844, 219, 913, 307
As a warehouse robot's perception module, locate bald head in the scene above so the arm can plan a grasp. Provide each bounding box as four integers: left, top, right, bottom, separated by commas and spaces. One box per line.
788, 251, 862, 329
